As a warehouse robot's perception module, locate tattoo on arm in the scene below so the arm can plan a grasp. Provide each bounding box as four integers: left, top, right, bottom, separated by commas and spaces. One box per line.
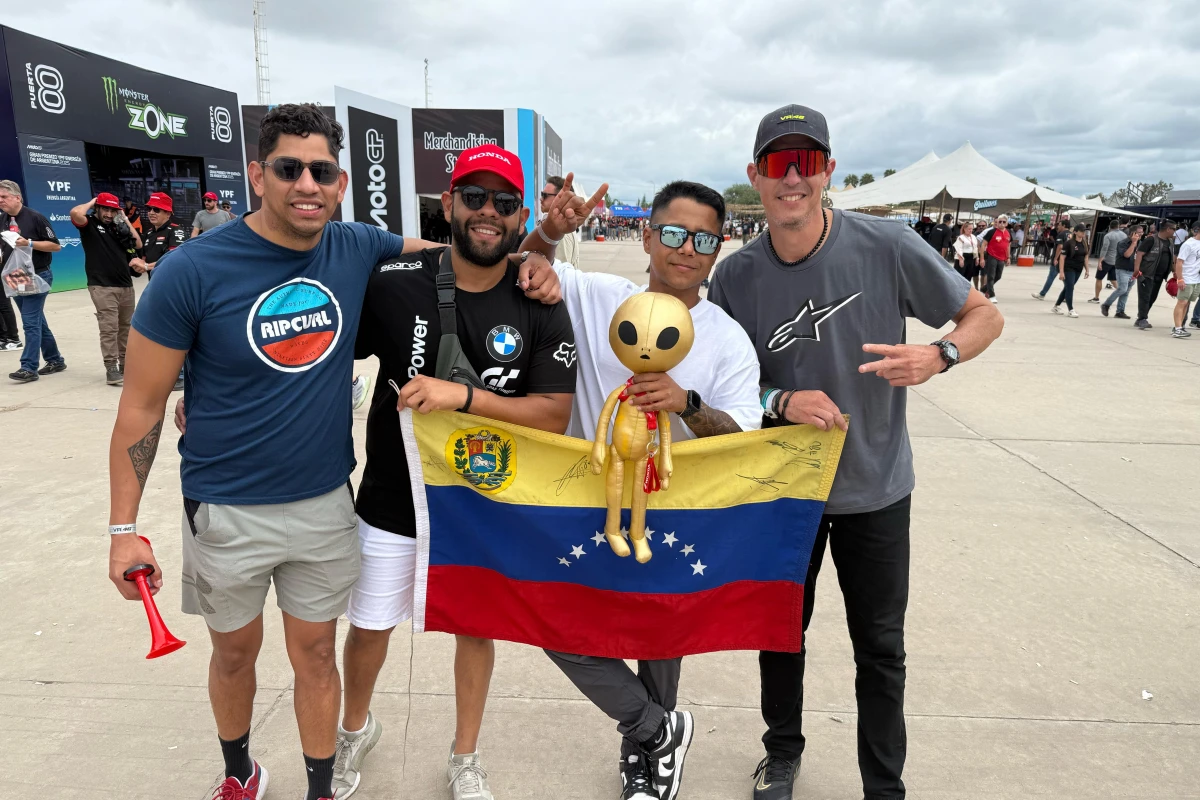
127, 419, 163, 491
682, 403, 742, 438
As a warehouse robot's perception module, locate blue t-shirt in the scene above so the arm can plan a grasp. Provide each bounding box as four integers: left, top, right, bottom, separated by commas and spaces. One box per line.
132, 216, 405, 505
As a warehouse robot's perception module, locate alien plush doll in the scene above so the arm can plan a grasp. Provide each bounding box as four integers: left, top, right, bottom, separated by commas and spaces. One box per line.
591, 292, 695, 563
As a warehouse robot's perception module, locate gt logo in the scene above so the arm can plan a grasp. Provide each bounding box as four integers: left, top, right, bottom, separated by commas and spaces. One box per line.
127, 104, 187, 139
481, 367, 520, 393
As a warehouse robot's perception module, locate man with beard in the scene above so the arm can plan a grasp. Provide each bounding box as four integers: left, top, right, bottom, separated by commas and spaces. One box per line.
708, 104, 1003, 800
112, 106, 574, 800
333, 145, 581, 800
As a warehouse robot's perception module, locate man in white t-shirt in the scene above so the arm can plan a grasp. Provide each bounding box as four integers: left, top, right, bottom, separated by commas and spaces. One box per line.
1171, 224, 1200, 338
547, 181, 761, 800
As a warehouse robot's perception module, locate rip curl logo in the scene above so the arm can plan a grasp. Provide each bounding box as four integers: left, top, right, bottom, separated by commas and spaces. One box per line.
246, 278, 343, 372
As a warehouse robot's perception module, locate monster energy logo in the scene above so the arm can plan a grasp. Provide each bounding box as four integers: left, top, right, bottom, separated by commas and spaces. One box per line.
102, 76, 118, 112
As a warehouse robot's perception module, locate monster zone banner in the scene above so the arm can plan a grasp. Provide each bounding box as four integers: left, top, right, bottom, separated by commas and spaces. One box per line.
1, 26, 242, 160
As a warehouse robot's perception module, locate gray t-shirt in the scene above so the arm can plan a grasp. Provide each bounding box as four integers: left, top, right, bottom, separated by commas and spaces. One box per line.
191, 208, 234, 234
709, 210, 971, 514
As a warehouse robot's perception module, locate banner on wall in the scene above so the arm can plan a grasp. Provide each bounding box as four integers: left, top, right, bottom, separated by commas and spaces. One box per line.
204, 159, 248, 215
346, 105, 402, 232
2, 27, 243, 161
543, 122, 563, 180
16, 134, 90, 291
411, 109, 504, 194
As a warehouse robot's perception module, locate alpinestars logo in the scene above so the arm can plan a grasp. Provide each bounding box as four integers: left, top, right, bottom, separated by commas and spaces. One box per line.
766, 293, 861, 351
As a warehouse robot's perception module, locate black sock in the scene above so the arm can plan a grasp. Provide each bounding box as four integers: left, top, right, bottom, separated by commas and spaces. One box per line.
304, 752, 336, 800
219, 729, 253, 783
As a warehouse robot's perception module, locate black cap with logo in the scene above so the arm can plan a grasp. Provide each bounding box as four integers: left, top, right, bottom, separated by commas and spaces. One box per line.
753, 104, 831, 158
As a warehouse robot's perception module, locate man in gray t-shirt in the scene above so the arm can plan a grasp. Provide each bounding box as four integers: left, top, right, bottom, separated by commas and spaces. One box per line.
711, 103, 1003, 800
191, 191, 234, 237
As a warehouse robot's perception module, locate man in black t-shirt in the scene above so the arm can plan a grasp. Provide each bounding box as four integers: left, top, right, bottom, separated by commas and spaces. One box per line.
930, 213, 954, 261
69, 192, 148, 385
334, 146, 577, 800
1133, 220, 1177, 329
1033, 220, 1071, 300
0, 179, 65, 381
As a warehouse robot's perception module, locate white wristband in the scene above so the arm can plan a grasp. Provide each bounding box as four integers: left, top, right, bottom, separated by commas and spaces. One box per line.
536, 224, 562, 246
109, 524, 137, 535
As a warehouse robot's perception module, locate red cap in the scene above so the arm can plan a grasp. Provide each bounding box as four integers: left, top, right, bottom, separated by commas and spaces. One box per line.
146, 192, 173, 213
203, 191, 218, 201
95, 192, 121, 209
450, 145, 524, 194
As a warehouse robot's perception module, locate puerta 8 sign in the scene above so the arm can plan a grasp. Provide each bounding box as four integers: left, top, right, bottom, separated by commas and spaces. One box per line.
1, 26, 242, 160
347, 106, 402, 232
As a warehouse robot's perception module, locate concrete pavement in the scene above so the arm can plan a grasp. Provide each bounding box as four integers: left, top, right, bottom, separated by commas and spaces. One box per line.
1, 239, 1197, 799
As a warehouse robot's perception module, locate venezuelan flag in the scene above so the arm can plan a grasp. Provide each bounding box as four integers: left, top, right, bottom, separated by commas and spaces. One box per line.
402, 409, 846, 660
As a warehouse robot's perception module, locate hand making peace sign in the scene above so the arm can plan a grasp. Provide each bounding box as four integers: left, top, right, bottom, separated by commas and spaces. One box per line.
540, 172, 609, 240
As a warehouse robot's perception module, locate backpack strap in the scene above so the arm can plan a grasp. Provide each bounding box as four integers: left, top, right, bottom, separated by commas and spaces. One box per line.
436, 246, 457, 337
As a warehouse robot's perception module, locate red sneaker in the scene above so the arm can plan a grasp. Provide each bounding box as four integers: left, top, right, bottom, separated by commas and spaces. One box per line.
211, 761, 269, 799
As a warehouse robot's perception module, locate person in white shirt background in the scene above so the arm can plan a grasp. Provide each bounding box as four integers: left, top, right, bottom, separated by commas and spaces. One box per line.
953, 221, 982, 290
1171, 224, 1200, 338
547, 179, 762, 800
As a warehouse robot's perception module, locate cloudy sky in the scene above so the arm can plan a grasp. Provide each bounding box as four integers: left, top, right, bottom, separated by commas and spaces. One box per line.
15, 0, 1200, 202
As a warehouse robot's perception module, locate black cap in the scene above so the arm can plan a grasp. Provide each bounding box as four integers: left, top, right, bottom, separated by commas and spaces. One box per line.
753, 104, 830, 159
943, 213, 953, 222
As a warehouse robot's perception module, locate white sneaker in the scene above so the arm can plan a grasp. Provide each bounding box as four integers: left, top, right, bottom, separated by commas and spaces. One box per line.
333, 711, 383, 799
1066, 309, 1079, 318
1031, 292, 1045, 300
990, 297, 999, 304
447, 743, 494, 800
2, 340, 21, 351
352, 374, 371, 410
1051, 305, 1063, 315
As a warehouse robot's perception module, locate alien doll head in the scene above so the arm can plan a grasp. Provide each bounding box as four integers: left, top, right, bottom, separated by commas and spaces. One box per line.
608, 293, 695, 375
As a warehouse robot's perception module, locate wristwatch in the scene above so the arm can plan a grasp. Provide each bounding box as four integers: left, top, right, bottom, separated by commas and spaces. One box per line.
680, 389, 702, 419
931, 340, 960, 373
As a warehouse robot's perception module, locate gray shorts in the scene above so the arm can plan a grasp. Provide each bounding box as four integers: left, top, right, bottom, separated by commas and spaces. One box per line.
180, 484, 360, 633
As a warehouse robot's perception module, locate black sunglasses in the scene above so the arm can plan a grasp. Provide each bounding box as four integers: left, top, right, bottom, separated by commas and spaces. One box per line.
260, 157, 342, 186
455, 185, 523, 217
540, 191, 558, 201
650, 223, 722, 255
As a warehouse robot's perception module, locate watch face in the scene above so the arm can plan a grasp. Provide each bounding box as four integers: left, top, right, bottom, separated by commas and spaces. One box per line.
945, 342, 960, 361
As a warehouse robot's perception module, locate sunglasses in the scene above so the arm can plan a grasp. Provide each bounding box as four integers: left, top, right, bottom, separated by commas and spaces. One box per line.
755, 148, 829, 180
540, 191, 558, 201
259, 157, 343, 185
454, 185, 523, 217
651, 223, 722, 255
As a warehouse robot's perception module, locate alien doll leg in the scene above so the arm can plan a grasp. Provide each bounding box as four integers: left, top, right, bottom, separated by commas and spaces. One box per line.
604, 446, 631, 557
628, 456, 652, 564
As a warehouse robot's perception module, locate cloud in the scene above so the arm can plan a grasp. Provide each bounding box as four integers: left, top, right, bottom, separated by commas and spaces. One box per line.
11, 0, 1199, 201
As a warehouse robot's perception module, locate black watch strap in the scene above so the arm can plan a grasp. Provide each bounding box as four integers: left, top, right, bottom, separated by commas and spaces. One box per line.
681, 389, 702, 418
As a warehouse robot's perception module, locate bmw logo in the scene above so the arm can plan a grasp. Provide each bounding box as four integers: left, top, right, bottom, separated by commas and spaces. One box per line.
486, 325, 523, 362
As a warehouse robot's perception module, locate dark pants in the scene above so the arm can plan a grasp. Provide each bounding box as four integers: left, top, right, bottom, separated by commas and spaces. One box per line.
545, 651, 680, 745
1054, 269, 1081, 311
1136, 272, 1166, 322
0, 295, 18, 342
982, 255, 1005, 298
760, 495, 911, 800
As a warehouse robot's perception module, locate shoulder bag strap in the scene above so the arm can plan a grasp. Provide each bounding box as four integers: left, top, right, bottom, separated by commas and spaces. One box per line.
436, 246, 457, 336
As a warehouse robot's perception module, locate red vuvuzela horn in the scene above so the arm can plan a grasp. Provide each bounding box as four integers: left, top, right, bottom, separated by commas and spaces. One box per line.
122, 536, 186, 659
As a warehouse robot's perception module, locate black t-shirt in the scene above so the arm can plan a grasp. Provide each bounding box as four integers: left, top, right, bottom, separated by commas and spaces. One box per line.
74, 215, 137, 287
1137, 235, 1175, 276
930, 223, 952, 251
1062, 238, 1088, 271
142, 219, 188, 267
355, 247, 577, 537
1, 207, 59, 272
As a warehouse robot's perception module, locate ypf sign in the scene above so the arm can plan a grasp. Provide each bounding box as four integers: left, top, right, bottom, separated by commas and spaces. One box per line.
348, 106, 401, 231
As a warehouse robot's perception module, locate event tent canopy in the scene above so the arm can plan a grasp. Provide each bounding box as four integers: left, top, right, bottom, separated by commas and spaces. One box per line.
831, 142, 1149, 218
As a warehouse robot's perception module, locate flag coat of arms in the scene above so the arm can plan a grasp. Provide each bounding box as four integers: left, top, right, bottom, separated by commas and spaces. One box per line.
402, 409, 846, 660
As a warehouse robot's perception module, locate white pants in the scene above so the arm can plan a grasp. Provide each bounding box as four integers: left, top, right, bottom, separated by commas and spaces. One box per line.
345, 519, 417, 630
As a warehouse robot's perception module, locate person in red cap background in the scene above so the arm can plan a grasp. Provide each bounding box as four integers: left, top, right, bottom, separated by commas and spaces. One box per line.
69, 192, 148, 385
191, 190, 234, 238
140, 192, 188, 392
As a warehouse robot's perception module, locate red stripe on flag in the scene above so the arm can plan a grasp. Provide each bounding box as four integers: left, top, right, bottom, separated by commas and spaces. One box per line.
424, 565, 803, 660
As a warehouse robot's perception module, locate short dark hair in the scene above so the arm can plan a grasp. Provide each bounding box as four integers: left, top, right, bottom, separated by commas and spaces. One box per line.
545, 175, 565, 191
1057, 219, 1069, 228
1108, 219, 1119, 229
650, 180, 726, 229
258, 103, 344, 161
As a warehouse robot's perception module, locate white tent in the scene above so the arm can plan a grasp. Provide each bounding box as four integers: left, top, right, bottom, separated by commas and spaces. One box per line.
831, 142, 1149, 218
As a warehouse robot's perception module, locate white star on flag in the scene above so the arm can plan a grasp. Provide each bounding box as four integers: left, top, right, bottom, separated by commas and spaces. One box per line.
591, 531, 606, 546
570, 545, 586, 559
681, 544, 695, 556
691, 560, 706, 576
662, 532, 678, 547
620, 527, 630, 540
558, 557, 571, 567
645, 528, 655, 541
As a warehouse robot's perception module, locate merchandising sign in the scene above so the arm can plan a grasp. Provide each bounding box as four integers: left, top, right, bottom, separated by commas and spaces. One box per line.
1, 26, 242, 159
411, 108, 505, 194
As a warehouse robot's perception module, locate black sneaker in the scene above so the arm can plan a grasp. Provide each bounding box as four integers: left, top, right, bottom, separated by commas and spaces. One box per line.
1087, 297, 1100, 304
619, 741, 658, 800
752, 754, 799, 800
1191, 319, 1200, 329
37, 360, 66, 375
645, 710, 693, 800
1, 338, 22, 351
1114, 311, 1131, 319
106, 366, 123, 386
8, 368, 38, 383
1135, 319, 1151, 330
1100, 303, 1110, 317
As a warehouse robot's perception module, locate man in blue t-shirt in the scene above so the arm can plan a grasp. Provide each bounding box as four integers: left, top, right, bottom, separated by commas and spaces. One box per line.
104, 104, 567, 800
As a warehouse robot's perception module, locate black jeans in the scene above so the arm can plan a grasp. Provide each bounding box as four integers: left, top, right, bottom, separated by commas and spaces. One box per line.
760, 495, 911, 800
1136, 272, 1166, 322
0, 296, 18, 342
982, 255, 1005, 297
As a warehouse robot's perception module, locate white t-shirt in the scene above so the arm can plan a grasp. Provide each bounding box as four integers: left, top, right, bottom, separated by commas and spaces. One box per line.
553, 262, 762, 441
1174, 228, 1189, 247
1178, 237, 1200, 283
